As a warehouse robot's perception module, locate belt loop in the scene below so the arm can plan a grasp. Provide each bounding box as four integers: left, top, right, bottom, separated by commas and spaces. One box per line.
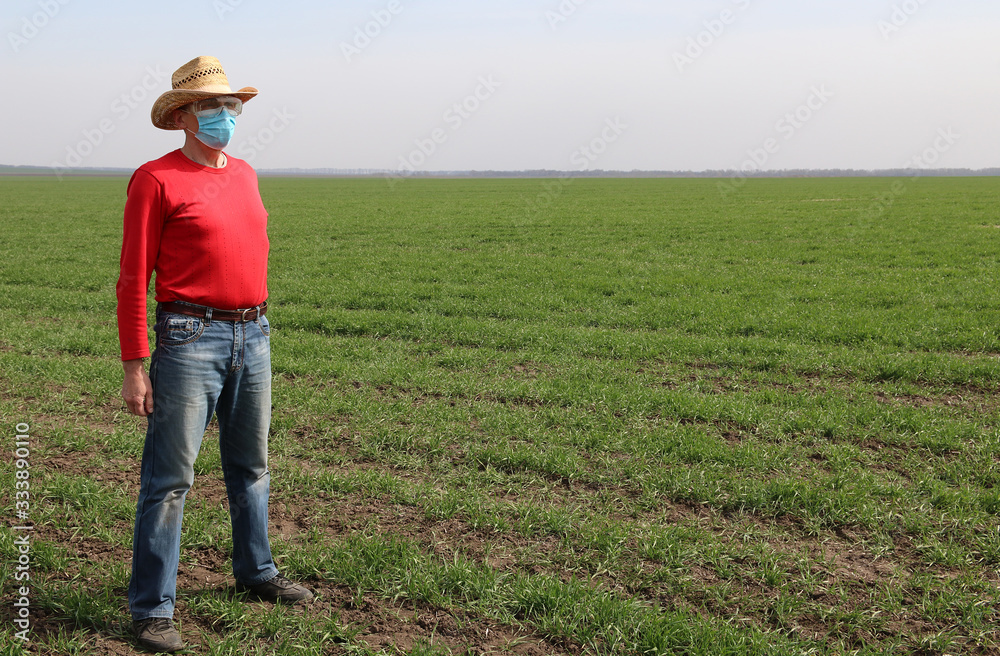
205, 307, 213, 325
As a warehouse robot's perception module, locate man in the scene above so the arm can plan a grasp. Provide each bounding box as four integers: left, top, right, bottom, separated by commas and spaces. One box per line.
116, 55, 311, 653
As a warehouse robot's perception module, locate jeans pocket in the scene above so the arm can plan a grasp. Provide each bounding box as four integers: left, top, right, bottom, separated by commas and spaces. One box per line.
256, 315, 271, 338
158, 314, 205, 346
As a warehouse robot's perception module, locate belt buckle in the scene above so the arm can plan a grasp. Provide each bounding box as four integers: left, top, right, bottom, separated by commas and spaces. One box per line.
240, 307, 253, 322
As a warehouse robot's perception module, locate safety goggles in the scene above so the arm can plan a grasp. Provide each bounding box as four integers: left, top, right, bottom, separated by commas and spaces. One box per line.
184, 96, 243, 118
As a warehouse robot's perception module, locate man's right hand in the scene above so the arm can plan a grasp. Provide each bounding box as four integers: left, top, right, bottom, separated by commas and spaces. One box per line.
122, 359, 154, 416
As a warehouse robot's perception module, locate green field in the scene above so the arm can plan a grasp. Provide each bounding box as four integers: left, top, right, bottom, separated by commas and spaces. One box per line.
2, 175, 1000, 655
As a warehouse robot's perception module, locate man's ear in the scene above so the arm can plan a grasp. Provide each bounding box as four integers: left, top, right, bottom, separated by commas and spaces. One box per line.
173, 108, 191, 130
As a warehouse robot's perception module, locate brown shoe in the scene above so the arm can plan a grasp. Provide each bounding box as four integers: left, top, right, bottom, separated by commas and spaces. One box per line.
133, 617, 184, 653
237, 573, 314, 604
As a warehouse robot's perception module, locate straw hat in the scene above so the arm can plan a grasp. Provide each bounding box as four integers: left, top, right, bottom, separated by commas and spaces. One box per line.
151, 56, 258, 130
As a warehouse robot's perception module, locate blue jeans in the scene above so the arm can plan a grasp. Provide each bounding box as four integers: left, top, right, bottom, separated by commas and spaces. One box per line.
128, 306, 278, 620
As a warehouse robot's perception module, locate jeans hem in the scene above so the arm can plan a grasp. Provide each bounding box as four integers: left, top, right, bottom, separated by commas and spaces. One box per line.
237, 568, 280, 587
131, 612, 175, 622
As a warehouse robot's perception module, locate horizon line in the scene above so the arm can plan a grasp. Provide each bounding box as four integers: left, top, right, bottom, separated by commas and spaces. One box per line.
3, 163, 1000, 179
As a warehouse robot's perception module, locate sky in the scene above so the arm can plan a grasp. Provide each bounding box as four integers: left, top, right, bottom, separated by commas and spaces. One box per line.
3, 0, 1000, 173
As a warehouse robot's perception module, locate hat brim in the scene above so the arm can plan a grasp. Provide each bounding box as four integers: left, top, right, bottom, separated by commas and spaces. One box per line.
151, 86, 258, 130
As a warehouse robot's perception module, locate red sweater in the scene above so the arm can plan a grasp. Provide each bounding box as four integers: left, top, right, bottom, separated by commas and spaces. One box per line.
116, 150, 269, 360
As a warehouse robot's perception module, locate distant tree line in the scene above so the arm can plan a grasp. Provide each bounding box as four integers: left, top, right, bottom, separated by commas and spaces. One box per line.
257, 168, 1000, 178
3, 164, 999, 179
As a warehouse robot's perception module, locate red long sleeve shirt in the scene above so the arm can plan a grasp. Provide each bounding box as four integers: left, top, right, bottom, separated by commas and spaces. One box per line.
116, 150, 269, 360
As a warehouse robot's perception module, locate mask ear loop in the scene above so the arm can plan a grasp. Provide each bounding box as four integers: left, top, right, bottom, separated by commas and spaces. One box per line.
176, 106, 199, 136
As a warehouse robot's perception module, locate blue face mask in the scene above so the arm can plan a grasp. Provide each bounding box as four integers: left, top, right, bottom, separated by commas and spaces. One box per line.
188, 110, 237, 150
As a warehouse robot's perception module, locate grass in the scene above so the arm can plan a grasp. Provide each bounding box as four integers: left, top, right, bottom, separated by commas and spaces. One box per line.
1, 174, 1000, 654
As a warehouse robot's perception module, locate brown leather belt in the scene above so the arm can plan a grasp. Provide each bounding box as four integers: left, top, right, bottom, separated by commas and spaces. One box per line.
160, 300, 267, 322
